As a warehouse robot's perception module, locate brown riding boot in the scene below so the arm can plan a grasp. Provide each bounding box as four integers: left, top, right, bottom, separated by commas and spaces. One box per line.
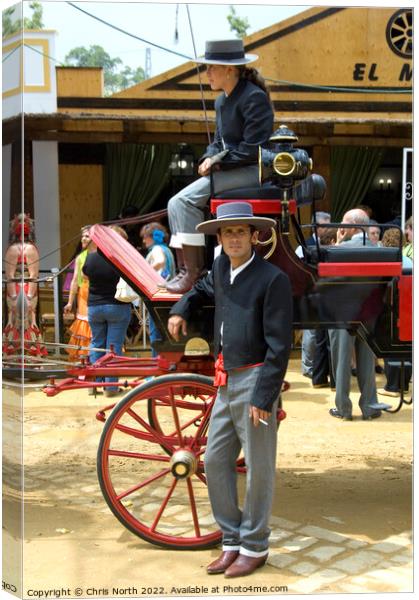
165, 245, 206, 294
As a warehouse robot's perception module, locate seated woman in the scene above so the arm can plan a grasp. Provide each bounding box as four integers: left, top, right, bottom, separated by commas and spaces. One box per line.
140, 222, 175, 356
165, 39, 274, 294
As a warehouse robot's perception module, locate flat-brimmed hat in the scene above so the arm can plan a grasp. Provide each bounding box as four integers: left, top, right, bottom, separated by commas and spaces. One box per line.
196, 202, 276, 235
193, 39, 258, 66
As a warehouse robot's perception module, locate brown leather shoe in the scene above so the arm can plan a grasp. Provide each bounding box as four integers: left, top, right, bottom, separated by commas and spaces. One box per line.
224, 554, 268, 578
206, 550, 239, 574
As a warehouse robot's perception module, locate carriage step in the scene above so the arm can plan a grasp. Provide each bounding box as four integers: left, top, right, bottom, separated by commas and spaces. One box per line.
368, 402, 393, 411
387, 361, 412, 368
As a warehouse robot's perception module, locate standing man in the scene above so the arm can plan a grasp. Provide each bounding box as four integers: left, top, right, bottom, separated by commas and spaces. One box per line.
328, 208, 381, 421
295, 211, 331, 379
168, 202, 293, 578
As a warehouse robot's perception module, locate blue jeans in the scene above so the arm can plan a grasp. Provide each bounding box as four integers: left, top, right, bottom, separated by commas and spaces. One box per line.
148, 315, 162, 358
88, 303, 131, 391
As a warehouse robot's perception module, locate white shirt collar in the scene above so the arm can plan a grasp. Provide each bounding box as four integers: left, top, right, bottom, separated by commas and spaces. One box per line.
230, 252, 255, 284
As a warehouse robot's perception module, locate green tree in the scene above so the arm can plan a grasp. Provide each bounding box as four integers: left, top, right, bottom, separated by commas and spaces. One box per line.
3, 2, 44, 36
65, 45, 146, 95
227, 5, 250, 39
3, 7, 20, 37
24, 1, 44, 29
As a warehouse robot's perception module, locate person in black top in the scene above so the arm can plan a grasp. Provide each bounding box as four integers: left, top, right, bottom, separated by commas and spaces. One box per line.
168, 202, 293, 578
82, 225, 132, 397
164, 39, 274, 294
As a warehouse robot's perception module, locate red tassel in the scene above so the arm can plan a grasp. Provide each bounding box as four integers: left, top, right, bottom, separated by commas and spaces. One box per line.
214, 353, 228, 387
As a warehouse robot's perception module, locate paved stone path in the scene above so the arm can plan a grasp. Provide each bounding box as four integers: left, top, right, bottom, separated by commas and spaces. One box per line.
267, 516, 412, 593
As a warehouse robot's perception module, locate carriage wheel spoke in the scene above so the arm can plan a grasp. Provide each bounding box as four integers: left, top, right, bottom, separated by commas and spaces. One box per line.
169, 387, 185, 445
149, 478, 178, 532
154, 407, 207, 439
116, 467, 171, 501
108, 449, 170, 462
194, 471, 207, 485
126, 407, 175, 453
187, 478, 201, 538
190, 401, 213, 448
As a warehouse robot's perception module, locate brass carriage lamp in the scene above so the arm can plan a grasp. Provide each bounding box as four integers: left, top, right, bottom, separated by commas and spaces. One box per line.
259, 125, 313, 186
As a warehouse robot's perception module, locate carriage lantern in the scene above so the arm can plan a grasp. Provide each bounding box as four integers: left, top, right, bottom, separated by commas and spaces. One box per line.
259, 125, 313, 187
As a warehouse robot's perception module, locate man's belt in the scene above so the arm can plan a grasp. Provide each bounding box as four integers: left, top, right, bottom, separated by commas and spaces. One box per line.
214, 353, 263, 387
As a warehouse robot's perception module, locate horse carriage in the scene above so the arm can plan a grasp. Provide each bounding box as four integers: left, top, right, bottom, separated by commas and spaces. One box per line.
36, 125, 412, 550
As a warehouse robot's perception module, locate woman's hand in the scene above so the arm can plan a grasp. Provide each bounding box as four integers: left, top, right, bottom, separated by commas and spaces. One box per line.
198, 158, 212, 177
198, 158, 220, 177
63, 302, 73, 315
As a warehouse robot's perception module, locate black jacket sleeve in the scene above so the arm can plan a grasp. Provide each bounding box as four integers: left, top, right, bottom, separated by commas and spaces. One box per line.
199, 126, 224, 161
252, 271, 293, 412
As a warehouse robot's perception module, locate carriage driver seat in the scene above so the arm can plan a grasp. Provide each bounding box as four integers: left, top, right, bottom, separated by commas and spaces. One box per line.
210, 174, 327, 216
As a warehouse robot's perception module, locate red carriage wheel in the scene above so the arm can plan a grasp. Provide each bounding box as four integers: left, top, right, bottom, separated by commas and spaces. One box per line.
97, 374, 222, 549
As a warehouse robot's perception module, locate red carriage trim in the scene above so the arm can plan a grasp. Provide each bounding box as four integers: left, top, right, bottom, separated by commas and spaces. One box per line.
318, 262, 402, 277
89, 224, 181, 302
214, 353, 264, 387
397, 274, 412, 342
210, 199, 297, 215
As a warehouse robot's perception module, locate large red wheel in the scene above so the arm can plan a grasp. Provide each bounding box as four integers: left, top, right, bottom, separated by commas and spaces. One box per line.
97, 374, 222, 549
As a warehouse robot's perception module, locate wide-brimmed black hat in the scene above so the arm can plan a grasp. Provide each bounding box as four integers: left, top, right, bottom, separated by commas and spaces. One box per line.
193, 39, 258, 66
196, 202, 275, 235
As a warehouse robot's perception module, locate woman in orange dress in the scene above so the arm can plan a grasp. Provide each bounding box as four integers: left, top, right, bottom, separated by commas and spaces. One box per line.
63, 226, 94, 359
3, 214, 47, 357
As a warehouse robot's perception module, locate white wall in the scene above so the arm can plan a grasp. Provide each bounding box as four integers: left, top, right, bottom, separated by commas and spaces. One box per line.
32, 141, 60, 272
2, 30, 57, 119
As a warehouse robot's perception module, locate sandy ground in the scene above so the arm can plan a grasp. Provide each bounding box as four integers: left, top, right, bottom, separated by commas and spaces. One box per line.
2, 356, 413, 598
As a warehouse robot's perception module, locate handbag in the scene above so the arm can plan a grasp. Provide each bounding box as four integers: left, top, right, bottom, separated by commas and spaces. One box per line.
114, 277, 139, 303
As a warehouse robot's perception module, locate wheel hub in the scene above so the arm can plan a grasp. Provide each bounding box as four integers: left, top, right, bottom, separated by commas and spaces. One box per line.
170, 448, 197, 479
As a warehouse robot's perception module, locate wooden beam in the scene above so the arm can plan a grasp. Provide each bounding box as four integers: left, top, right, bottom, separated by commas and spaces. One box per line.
3, 117, 22, 145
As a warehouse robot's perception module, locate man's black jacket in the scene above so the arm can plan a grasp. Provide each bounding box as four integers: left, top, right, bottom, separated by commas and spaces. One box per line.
200, 79, 274, 168
170, 253, 293, 411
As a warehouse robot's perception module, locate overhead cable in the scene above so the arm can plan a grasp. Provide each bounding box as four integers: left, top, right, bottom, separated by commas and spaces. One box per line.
186, 4, 211, 145
66, 1, 193, 61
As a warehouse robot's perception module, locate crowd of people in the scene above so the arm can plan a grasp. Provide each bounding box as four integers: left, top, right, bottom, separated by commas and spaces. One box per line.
297, 207, 413, 421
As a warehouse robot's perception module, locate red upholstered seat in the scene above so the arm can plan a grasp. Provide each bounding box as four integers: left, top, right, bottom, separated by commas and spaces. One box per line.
210, 199, 297, 215
89, 224, 181, 302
